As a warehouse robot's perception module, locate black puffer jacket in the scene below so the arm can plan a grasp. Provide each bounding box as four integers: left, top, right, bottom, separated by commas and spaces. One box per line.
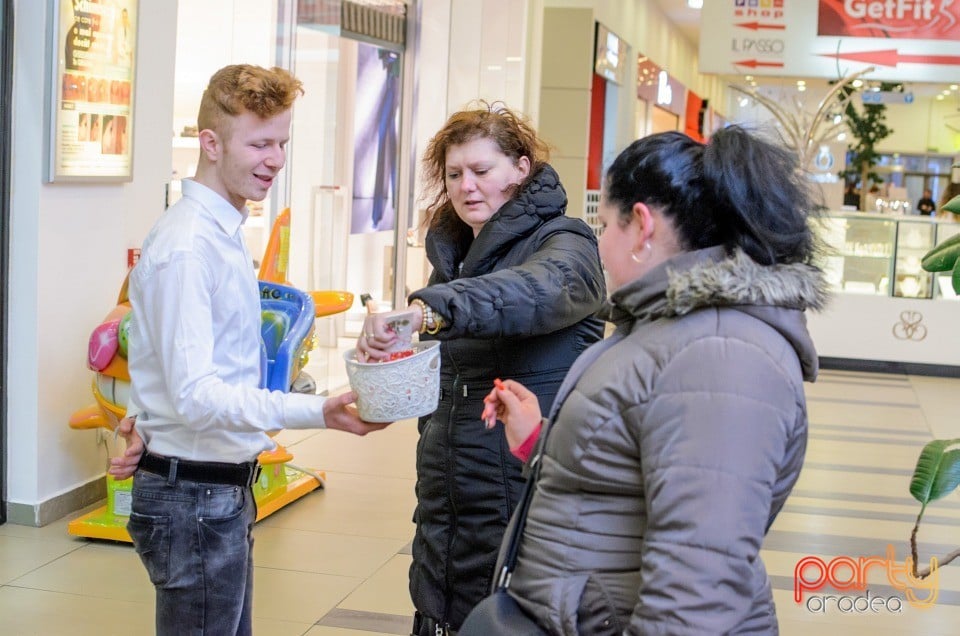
408, 164, 606, 633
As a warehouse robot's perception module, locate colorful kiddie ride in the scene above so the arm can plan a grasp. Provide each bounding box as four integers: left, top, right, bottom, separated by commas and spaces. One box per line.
68, 209, 353, 542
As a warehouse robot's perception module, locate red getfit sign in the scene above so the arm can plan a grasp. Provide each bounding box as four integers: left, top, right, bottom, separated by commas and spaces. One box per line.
818, 0, 960, 40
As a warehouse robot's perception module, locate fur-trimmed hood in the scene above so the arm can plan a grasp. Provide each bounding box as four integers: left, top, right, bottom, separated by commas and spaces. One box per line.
666, 247, 829, 316
601, 245, 828, 380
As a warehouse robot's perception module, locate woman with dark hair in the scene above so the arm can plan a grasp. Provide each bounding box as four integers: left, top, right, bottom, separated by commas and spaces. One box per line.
482, 126, 828, 634
357, 103, 606, 635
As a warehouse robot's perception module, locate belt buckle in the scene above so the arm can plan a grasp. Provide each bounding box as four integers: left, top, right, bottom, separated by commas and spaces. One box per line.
248, 463, 262, 488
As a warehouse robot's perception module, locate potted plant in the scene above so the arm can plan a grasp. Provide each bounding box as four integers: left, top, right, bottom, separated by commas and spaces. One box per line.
908, 191, 960, 579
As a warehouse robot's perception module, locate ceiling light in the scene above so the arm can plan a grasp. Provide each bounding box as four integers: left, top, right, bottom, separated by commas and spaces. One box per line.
852, 79, 863, 88
688, 0, 703, 8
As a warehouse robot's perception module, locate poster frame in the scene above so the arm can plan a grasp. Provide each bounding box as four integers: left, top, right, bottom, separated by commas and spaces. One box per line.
47, 0, 138, 183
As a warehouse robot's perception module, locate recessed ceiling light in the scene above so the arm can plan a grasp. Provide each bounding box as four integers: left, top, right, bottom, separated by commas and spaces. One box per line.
688, 0, 703, 8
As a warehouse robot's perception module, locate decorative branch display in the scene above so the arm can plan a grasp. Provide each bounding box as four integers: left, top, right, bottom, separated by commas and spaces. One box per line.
729, 67, 875, 170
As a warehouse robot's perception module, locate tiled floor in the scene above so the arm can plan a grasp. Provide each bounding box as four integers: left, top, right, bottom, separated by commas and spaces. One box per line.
3, 369, 960, 635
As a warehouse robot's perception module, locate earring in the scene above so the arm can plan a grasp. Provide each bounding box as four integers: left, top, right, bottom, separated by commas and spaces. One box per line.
630, 241, 652, 264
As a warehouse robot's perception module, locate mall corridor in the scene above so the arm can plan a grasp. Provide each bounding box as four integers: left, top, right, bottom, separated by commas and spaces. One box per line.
1, 368, 960, 635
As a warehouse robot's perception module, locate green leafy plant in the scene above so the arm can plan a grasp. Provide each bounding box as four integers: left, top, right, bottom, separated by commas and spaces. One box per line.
908, 438, 960, 578
920, 193, 960, 293
835, 82, 896, 209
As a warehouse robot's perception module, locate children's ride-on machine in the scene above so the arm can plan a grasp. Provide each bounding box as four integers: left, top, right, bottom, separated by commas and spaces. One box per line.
68, 209, 353, 541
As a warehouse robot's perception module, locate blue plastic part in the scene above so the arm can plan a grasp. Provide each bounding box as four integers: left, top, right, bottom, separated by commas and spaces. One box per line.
258, 281, 316, 392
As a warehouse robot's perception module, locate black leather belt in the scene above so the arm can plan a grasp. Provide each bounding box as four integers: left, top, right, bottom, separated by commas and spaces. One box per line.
139, 452, 261, 488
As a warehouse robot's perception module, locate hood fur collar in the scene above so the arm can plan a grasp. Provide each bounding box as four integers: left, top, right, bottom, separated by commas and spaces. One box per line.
666, 248, 829, 317
603, 246, 830, 324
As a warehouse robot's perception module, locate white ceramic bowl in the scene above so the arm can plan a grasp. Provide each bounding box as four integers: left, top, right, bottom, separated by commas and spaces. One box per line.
343, 340, 441, 422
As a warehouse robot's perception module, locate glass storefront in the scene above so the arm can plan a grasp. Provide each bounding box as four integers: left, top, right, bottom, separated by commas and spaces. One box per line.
170, 0, 413, 395
0, 0, 12, 524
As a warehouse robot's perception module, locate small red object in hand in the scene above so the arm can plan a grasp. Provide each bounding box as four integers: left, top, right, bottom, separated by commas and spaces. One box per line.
386, 350, 415, 361
494, 378, 505, 390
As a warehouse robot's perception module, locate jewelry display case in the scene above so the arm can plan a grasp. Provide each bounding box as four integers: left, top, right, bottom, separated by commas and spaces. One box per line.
808, 212, 960, 373
815, 213, 958, 300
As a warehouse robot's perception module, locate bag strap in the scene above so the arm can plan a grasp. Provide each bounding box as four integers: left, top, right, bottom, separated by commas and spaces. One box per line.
495, 329, 627, 590
495, 437, 545, 589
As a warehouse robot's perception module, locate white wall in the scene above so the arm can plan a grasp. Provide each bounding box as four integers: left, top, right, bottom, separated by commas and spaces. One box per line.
446, 0, 528, 113
7, 0, 176, 513
881, 97, 960, 156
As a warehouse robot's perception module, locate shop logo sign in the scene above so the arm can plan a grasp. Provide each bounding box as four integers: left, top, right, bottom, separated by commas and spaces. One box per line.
656, 71, 673, 106
734, 0, 785, 19
893, 310, 927, 341
794, 544, 939, 613
818, 0, 960, 40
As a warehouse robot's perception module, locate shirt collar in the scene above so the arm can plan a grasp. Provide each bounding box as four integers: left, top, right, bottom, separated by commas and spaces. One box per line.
181, 179, 249, 237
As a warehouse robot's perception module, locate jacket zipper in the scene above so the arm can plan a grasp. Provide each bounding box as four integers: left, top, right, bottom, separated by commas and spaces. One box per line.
441, 373, 462, 631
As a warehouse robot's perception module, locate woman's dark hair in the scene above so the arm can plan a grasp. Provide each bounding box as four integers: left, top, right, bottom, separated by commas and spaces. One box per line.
604, 126, 818, 266
421, 102, 549, 236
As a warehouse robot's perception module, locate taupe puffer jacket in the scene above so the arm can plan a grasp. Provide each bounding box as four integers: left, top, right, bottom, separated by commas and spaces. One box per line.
507, 246, 828, 635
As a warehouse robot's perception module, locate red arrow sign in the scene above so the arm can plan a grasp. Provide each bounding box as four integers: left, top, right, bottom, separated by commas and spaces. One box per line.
819, 49, 960, 67
735, 21, 785, 31
734, 59, 785, 68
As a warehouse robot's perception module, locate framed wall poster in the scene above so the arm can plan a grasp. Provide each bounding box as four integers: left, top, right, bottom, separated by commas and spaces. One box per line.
49, 0, 137, 182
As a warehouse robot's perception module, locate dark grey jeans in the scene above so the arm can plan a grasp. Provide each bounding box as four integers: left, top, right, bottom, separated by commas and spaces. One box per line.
128, 470, 256, 635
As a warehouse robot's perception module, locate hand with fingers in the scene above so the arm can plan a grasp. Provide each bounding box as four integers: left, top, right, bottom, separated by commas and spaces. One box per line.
108, 415, 144, 480
355, 307, 421, 362
481, 378, 542, 450
323, 390, 394, 434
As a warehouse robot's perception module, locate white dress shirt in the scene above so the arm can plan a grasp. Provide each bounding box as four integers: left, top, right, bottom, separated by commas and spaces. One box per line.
127, 179, 326, 462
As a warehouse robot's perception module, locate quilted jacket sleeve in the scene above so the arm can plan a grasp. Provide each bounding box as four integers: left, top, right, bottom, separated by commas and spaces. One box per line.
629, 332, 802, 634
411, 227, 604, 340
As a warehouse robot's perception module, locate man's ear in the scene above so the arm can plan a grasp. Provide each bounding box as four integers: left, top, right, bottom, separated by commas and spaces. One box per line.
198, 129, 220, 162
